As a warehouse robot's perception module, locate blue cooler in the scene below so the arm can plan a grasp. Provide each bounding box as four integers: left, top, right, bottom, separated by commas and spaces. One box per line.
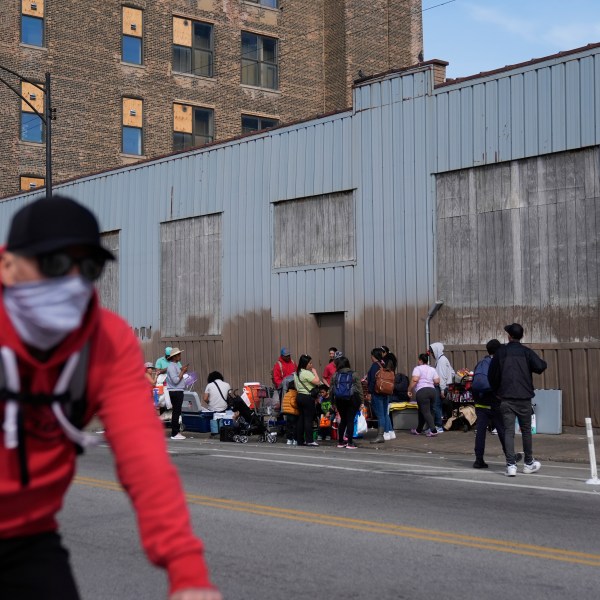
182, 411, 214, 433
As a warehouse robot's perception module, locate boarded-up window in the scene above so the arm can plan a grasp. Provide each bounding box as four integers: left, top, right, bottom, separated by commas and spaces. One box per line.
273, 191, 355, 269
160, 214, 222, 336
96, 231, 120, 313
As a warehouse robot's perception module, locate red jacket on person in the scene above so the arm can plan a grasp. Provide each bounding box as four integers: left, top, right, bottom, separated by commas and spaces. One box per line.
0, 291, 215, 595
272, 357, 296, 388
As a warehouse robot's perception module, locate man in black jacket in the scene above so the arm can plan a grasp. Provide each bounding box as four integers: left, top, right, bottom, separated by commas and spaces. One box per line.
488, 323, 547, 477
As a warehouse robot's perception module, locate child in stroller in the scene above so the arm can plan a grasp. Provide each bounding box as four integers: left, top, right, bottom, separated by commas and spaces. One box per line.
227, 394, 277, 444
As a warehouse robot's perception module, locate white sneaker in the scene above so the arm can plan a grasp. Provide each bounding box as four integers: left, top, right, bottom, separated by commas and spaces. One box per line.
523, 460, 541, 474
292, 440, 298, 446
388, 430, 396, 439
506, 464, 517, 477
286, 439, 293, 445
436, 426, 444, 434
383, 432, 391, 441
171, 433, 186, 440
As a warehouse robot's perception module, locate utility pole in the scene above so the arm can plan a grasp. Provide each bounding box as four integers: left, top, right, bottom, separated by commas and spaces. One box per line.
0, 65, 54, 199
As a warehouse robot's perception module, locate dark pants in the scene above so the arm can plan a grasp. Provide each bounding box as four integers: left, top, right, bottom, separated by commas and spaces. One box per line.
474, 404, 506, 459
0, 532, 80, 600
296, 393, 316, 445
416, 387, 436, 433
285, 414, 298, 440
501, 399, 534, 465
433, 385, 443, 427
337, 394, 362, 445
169, 390, 184, 436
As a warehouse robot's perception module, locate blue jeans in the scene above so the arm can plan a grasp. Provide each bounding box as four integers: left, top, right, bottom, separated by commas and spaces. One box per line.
371, 394, 392, 433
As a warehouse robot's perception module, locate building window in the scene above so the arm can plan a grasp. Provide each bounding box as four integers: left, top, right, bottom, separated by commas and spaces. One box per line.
20, 175, 45, 191
122, 7, 143, 64
172, 17, 213, 77
173, 104, 214, 151
241, 32, 278, 89
20, 81, 44, 143
21, 1, 44, 47
122, 98, 143, 155
241, 114, 278, 134
246, 0, 279, 7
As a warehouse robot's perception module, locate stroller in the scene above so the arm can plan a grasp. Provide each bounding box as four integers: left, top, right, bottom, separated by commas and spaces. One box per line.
225, 394, 277, 444
444, 369, 477, 432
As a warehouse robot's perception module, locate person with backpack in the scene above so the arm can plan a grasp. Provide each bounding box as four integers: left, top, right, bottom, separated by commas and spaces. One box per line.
472, 339, 522, 469
0, 196, 220, 600
330, 356, 364, 449
367, 347, 394, 444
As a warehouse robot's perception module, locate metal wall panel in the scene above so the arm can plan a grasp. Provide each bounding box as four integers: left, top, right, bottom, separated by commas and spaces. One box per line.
1, 44, 599, 423
435, 46, 600, 170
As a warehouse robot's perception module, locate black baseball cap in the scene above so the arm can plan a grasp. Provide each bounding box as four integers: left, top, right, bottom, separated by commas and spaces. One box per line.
6, 195, 115, 260
504, 323, 524, 340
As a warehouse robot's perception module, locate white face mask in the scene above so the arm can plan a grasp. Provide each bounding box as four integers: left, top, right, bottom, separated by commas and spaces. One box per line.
3, 275, 94, 351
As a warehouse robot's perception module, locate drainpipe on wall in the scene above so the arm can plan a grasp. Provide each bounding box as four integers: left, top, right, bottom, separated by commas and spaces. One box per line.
425, 300, 444, 351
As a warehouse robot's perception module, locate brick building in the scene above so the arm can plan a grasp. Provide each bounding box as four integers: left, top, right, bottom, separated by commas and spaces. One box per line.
0, 0, 423, 198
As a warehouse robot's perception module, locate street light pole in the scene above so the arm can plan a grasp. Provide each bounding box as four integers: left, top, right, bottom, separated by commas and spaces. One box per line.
44, 71, 52, 199
0, 65, 54, 198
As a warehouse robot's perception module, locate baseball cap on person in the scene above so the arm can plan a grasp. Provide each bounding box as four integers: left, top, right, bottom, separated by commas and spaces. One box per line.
504, 323, 524, 340
5, 195, 115, 260
169, 347, 183, 358
280, 347, 291, 357
333, 350, 343, 359
144, 362, 154, 368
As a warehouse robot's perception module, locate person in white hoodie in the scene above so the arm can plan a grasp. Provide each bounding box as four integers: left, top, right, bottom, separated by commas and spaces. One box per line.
428, 342, 455, 433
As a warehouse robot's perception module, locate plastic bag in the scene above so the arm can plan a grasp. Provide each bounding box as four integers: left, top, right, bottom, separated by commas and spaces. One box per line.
158, 387, 172, 410
353, 410, 368, 436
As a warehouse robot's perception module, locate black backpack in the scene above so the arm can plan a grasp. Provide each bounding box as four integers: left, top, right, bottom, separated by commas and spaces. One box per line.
393, 373, 410, 400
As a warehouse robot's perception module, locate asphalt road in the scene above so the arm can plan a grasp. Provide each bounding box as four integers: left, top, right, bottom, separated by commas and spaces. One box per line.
62, 438, 600, 600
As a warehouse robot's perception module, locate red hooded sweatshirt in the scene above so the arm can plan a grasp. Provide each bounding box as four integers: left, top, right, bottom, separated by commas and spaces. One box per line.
0, 289, 215, 595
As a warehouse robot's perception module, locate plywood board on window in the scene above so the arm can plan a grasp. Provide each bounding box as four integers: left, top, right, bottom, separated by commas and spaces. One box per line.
173, 17, 192, 47
20, 176, 44, 191
21, 82, 44, 113
160, 214, 222, 336
22, 0, 44, 17
123, 98, 143, 127
173, 103, 193, 133
96, 231, 120, 314
123, 7, 142, 37
273, 192, 356, 269
198, 0, 216, 11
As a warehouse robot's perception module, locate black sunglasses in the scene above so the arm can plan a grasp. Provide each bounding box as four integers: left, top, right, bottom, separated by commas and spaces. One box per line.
38, 251, 106, 281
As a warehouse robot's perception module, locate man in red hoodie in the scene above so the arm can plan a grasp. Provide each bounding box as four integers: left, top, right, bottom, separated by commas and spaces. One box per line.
0, 196, 220, 600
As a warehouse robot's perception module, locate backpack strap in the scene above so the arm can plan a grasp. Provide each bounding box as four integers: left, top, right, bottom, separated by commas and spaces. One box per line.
1, 343, 100, 487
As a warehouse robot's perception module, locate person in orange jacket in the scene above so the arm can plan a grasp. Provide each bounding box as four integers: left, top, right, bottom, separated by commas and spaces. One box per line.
0, 195, 220, 600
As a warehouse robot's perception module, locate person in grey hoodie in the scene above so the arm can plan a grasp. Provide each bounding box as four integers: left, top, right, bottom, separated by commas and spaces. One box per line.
428, 342, 455, 432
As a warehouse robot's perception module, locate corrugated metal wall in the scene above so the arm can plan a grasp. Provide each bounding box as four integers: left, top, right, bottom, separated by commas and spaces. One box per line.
1, 45, 599, 424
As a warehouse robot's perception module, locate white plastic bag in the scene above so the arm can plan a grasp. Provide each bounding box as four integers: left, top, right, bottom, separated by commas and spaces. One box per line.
355, 412, 368, 435
159, 387, 172, 410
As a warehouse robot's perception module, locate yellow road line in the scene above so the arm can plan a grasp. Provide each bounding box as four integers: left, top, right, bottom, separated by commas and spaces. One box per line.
74, 476, 600, 567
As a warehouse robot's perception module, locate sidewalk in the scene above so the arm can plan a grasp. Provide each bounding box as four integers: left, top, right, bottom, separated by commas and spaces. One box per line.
351, 426, 595, 464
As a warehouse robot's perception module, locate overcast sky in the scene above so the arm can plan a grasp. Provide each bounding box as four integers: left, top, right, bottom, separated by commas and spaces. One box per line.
423, 0, 600, 79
